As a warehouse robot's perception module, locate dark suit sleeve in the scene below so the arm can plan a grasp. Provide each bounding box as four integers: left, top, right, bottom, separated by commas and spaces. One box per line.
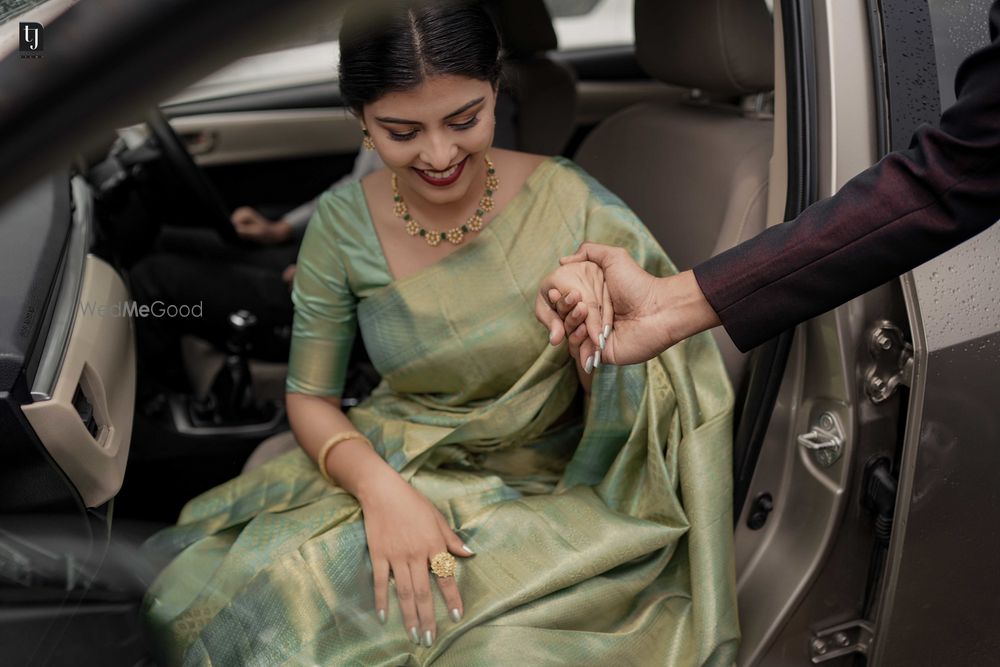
693, 0, 1000, 352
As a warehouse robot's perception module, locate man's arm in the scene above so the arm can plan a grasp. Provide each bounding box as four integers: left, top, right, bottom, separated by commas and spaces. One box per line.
693, 0, 1000, 352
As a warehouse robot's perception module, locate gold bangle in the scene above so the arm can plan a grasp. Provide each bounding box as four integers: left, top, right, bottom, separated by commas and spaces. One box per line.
317, 431, 372, 483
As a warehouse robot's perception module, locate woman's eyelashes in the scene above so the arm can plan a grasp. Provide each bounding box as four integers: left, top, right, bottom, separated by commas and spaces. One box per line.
450, 115, 480, 131
384, 115, 481, 142
387, 129, 418, 141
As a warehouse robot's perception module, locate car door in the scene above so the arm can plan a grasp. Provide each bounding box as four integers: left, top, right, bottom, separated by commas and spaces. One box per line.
869, 1, 1000, 664
733, 1, 1000, 665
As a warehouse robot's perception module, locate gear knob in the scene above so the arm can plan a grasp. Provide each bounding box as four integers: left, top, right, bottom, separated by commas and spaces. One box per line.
228, 309, 258, 332
226, 309, 257, 355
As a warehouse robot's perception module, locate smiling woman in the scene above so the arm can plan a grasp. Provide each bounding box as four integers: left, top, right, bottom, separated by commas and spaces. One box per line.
140, 1, 739, 665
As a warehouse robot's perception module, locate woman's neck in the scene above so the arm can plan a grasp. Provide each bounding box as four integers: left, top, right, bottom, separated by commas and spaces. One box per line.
397, 158, 489, 231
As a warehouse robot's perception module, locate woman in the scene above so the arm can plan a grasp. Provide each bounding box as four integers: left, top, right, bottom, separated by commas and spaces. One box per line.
142, 1, 738, 664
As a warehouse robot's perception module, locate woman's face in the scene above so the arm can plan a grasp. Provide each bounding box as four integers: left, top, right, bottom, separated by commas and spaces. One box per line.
362, 75, 497, 208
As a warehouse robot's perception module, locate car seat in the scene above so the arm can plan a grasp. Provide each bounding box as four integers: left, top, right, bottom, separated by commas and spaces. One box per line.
573, 0, 775, 391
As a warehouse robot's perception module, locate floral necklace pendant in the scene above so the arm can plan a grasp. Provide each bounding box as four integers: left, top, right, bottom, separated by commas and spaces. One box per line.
391, 155, 499, 247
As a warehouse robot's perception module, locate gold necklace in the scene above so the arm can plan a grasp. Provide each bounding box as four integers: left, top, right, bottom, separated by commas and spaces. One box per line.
391, 155, 499, 247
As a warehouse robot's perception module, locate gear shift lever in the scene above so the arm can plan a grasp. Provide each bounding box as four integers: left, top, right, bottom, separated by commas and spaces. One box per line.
189, 309, 274, 425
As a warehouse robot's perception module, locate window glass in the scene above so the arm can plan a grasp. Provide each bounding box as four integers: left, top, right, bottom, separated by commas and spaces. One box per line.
544, 0, 602, 18
546, 0, 633, 50
926, 0, 992, 108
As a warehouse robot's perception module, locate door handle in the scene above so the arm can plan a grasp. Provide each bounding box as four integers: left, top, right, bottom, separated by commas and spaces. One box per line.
180, 130, 217, 156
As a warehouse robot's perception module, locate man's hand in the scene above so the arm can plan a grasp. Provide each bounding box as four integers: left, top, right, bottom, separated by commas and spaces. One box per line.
282, 264, 297, 291
231, 206, 293, 245
544, 243, 722, 365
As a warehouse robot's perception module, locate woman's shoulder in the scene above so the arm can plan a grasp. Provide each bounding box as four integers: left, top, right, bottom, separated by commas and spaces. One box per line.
315, 177, 367, 220
308, 175, 382, 248
492, 149, 591, 194
495, 150, 618, 209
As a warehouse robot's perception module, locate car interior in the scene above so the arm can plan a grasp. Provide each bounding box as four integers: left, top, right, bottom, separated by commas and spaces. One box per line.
1, 0, 807, 664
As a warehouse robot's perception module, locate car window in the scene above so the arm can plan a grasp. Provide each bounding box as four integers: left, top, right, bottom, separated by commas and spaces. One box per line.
170, 0, 640, 104
250, 9, 344, 55
237, 0, 637, 57
546, 0, 633, 50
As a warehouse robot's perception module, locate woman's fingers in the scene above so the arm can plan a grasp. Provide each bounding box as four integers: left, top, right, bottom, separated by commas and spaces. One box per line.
600, 281, 613, 361
373, 557, 391, 625
409, 561, 437, 647
567, 321, 589, 369
433, 565, 464, 626
390, 561, 421, 645
582, 273, 605, 351
580, 336, 597, 373
436, 518, 471, 622
564, 301, 588, 336
555, 290, 580, 319
534, 291, 566, 345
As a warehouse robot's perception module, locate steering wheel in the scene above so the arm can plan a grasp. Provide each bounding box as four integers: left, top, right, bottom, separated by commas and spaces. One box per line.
145, 108, 239, 243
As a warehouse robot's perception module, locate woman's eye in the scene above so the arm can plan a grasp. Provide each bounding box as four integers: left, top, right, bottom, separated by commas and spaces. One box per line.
450, 116, 480, 131
388, 129, 418, 141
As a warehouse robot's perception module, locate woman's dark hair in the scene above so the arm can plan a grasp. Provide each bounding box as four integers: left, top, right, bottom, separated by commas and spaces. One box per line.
338, 0, 503, 113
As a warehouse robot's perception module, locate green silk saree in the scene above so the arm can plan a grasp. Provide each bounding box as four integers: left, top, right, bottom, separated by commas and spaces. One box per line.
142, 157, 739, 666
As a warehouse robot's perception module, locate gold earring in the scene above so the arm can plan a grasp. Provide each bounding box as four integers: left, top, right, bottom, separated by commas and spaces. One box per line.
361, 128, 375, 151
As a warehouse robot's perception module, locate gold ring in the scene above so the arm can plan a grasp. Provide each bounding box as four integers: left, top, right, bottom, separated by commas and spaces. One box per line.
429, 552, 457, 578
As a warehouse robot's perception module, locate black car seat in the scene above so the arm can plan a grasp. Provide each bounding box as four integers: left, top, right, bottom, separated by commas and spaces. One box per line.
486, 0, 577, 156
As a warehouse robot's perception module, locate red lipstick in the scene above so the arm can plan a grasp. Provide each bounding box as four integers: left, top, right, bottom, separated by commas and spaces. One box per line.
413, 156, 467, 187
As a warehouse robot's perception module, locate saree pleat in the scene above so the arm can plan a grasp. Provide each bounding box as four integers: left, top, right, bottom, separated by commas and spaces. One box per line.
142, 157, 738, 666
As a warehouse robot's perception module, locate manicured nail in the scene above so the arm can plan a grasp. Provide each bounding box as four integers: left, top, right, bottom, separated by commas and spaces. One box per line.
594, 350, 601, 368
410, 627, 420, 644
603, 324, 612, 338
450, 608, 462, 622
584, 356, 594, 374
461, 544, 475, 555
377, 608, 386, 624
423, 629, 434, 647
599, 333, 606, 350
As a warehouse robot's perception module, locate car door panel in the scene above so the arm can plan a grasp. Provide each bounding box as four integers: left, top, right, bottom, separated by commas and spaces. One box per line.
168, 108, 360, 211
169, 108, 359, 167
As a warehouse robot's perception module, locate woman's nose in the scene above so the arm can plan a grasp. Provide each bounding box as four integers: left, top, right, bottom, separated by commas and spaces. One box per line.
419, 134, 459, 170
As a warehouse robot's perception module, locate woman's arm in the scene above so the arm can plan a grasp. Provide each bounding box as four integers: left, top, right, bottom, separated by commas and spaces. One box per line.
285, 392, 397, 501
285, 391, 473, 648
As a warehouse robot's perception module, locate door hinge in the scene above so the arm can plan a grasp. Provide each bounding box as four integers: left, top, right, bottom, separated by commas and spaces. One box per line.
864, 321, 913, 404
810, 619, 874, 663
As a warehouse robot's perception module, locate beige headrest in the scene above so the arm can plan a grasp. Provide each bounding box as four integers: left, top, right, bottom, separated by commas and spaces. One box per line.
635, 0, 773, 96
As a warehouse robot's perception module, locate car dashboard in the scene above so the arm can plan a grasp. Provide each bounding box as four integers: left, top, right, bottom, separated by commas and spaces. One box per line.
0, 170, 134, 514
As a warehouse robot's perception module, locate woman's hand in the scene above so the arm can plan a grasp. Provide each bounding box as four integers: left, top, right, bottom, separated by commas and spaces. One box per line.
357, 469, 474, 648
534, 261, 612, 389
551, 293, 600, 391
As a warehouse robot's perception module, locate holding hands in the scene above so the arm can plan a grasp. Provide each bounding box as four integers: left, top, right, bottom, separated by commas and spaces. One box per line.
536, 243, 722, 373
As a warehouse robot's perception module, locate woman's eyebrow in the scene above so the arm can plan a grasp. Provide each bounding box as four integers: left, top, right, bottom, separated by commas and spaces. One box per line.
374, 97, 486, 125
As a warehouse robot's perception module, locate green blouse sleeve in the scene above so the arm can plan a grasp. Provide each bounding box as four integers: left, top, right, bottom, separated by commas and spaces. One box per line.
284, 192, 358, 397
